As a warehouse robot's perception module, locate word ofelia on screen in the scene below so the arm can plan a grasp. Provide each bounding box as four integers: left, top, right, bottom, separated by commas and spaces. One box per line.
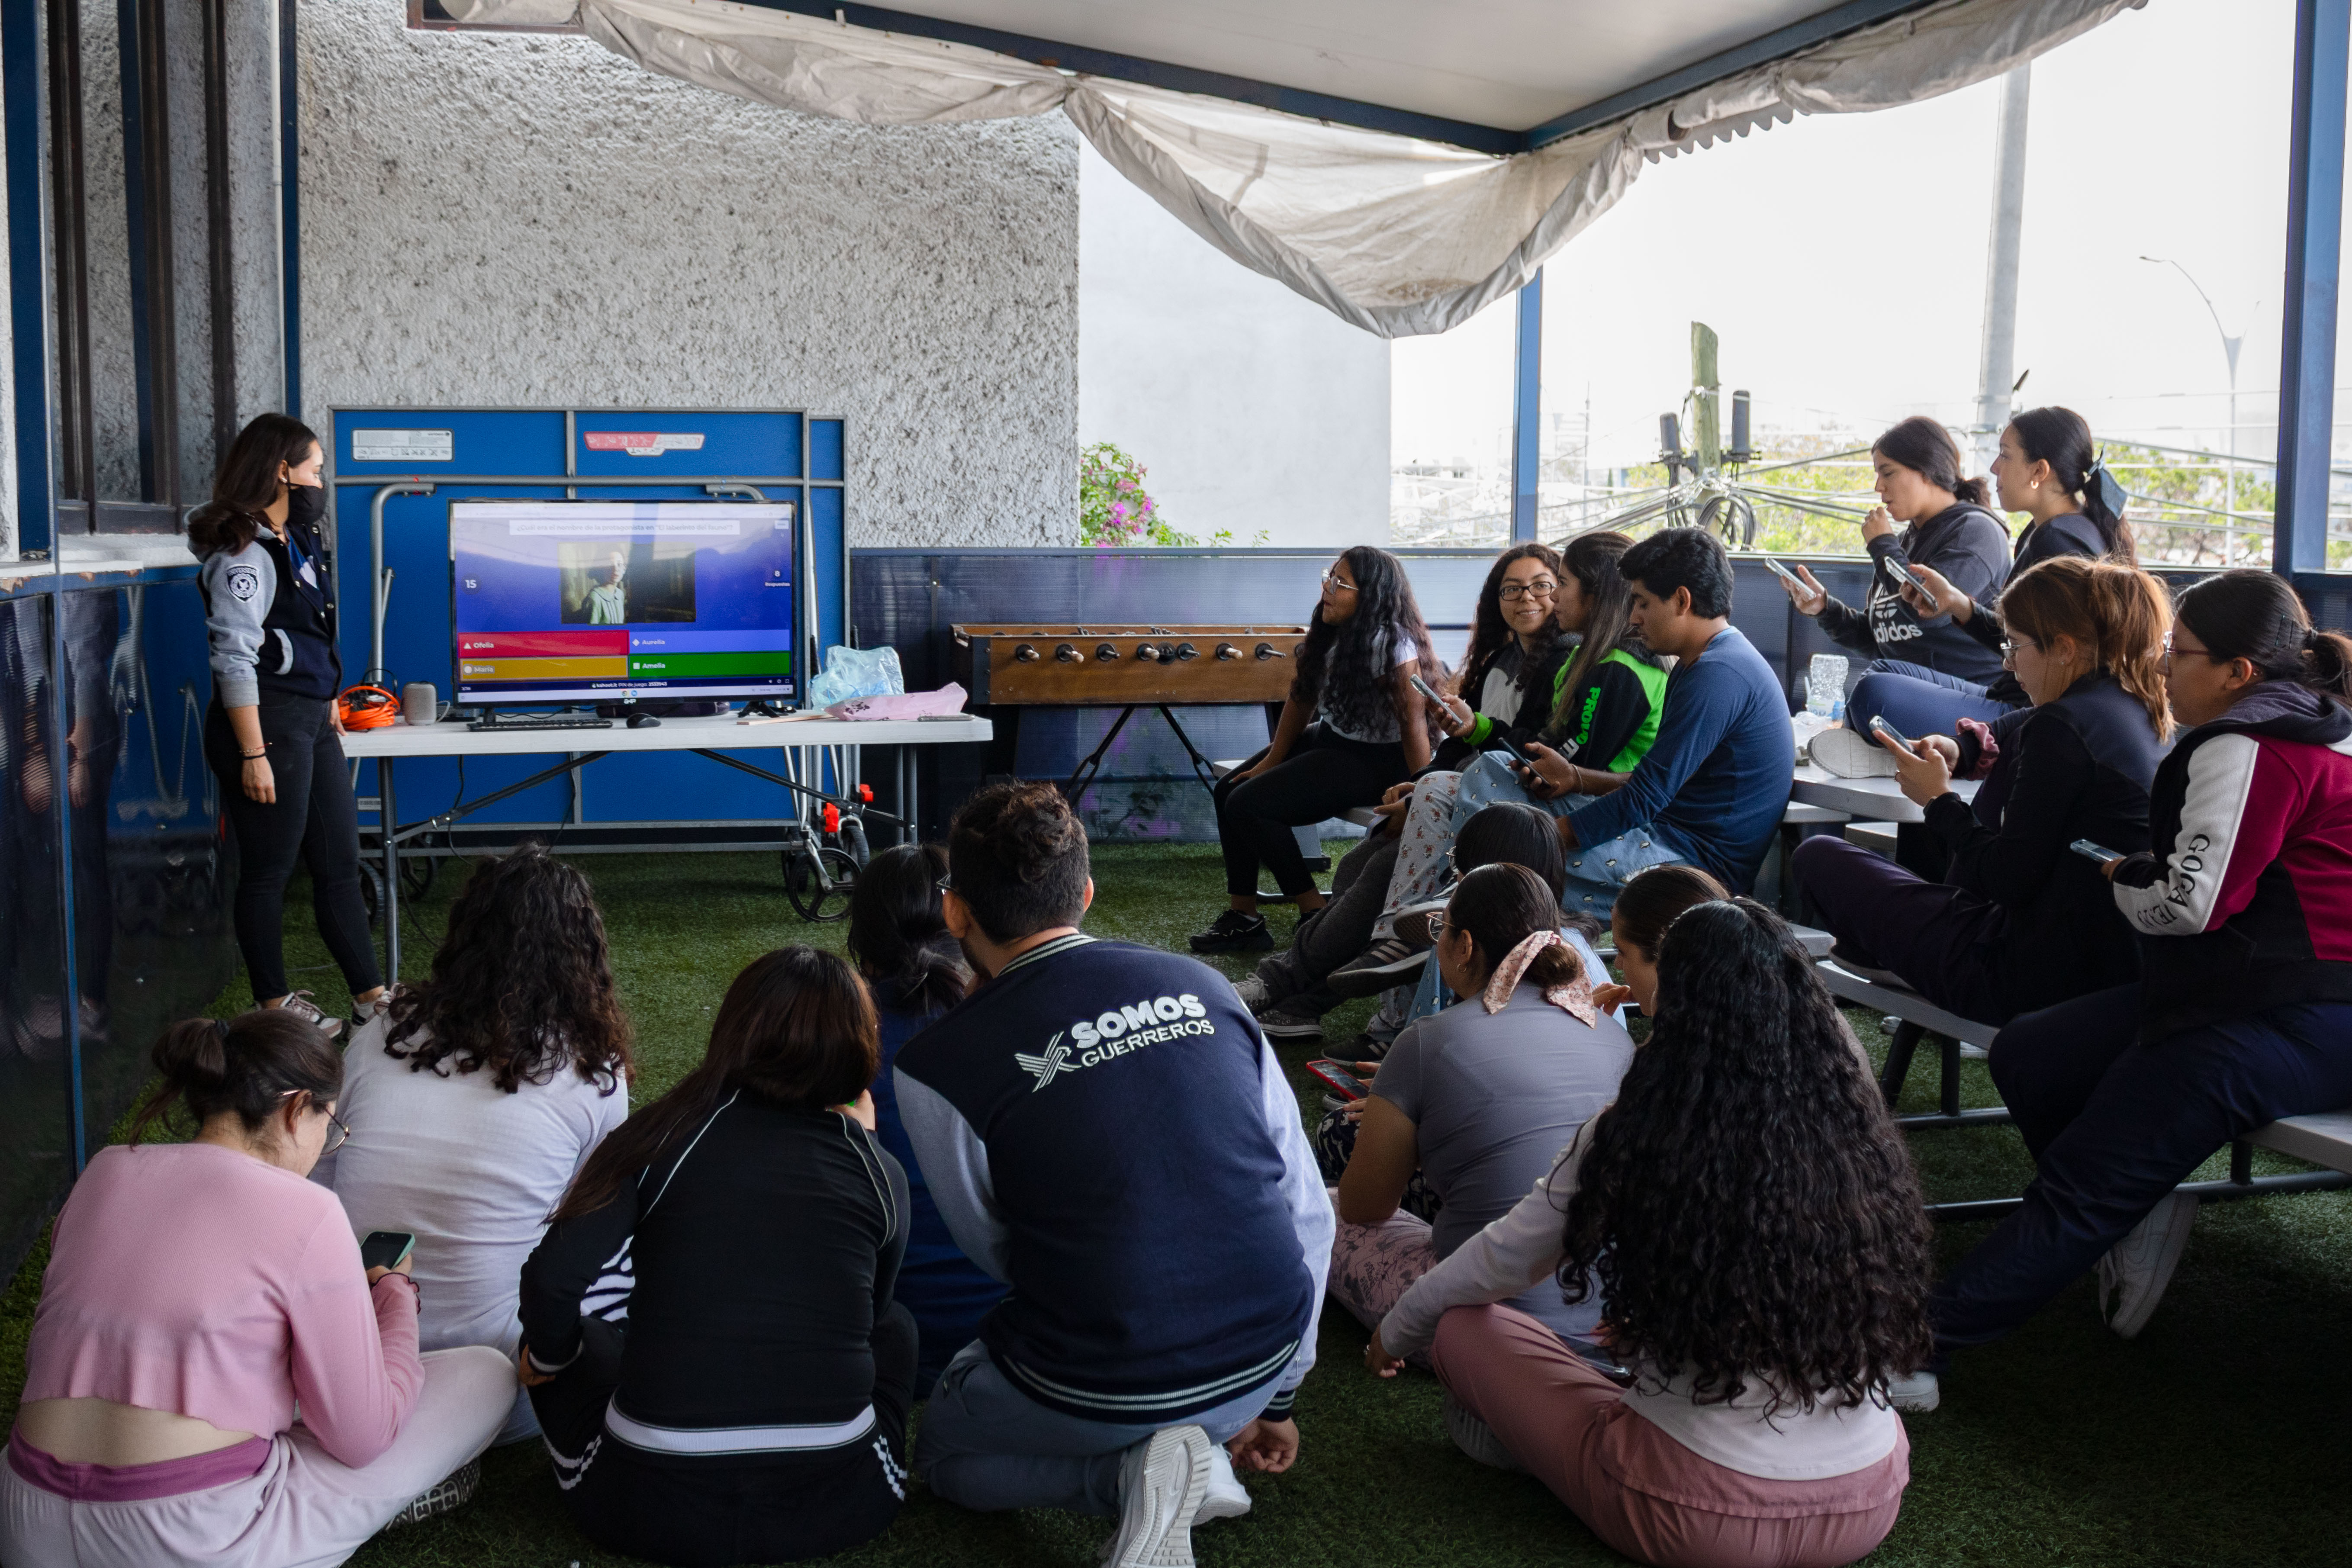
449, 500, 797, 705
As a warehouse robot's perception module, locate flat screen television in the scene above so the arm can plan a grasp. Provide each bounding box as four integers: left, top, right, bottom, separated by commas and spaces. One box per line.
449, 499, 798, 706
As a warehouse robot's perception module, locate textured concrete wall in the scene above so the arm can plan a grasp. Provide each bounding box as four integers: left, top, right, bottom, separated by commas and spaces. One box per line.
297, 4, 1079, 546
1078, 141, 1389, 551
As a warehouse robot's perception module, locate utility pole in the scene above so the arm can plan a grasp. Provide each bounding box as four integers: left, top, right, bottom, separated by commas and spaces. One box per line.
2143, 256, 2246, 563
1973, 65, 2031, 478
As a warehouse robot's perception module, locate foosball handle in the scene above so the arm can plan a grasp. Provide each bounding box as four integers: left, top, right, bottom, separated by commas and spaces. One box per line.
1096, 643, 1121, 662
1173, 643, 1198, 661
1215, 643, 1241, 661
1055, 643, 1080, 663
1255, 642, 1286, 661
1014, 643, 1041, 663
1135, 644, 1162, 663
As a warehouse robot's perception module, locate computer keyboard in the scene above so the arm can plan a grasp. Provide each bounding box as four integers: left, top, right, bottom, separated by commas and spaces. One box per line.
465, 714, 617, 732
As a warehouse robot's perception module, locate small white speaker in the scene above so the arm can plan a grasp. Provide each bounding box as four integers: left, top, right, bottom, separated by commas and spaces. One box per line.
401, 682, 438, 725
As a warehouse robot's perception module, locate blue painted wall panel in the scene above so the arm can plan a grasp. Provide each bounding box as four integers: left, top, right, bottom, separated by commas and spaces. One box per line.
811, 420, 845, 481
811, 486, 843, 654
332, 409, 567, 478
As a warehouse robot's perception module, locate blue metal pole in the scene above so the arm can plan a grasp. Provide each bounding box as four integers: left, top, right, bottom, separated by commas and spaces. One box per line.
2, 0, 52, 554
1510, 270, 1543, 542
2275, 0, 2348, 580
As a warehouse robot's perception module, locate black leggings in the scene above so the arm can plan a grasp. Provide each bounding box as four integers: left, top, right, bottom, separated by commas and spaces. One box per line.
533, 1305, 919, 1567
1214, 724, 1409, 897
203, 695, 381, 1002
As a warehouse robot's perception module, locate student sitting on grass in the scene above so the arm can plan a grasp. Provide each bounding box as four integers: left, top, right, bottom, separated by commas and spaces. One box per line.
1918, 570, 2352, 1392
1326, 863, 1634, 1361
1367, 899, 1934, 1568
897, 782, 1331, 1568
3, 1011, 513, 1568
1458, 527, 1793, 916
517, 948, 914, 1568
1589, 863, 1730, 1018
848, 841, 1007, 1399
317, 843, 633, 1445
1793, 556, 2171, 1025
1194, 545, 1437, 954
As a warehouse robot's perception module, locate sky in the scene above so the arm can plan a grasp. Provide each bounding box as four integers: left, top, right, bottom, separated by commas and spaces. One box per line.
1391, 0, 2313, 475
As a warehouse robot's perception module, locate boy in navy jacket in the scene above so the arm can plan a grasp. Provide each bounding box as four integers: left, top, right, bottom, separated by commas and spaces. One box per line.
897, 782, 1331, 1568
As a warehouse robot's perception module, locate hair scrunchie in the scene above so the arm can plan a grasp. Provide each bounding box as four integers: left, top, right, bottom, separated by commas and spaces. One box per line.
213, 1018, 232, 1043
1481, 928, 1598, 1025
2305, 627, 2326, 652
2082, 451, 2128, 528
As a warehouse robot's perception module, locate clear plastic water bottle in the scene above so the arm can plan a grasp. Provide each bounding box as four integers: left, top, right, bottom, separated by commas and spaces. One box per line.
1806, 654, 1849, 719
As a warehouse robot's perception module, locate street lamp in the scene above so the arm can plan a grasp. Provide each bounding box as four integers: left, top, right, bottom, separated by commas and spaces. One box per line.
2141, 255, 2246, 563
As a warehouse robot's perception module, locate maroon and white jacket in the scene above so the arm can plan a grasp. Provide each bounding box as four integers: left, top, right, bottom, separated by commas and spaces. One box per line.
2112, 682, 2352, 1040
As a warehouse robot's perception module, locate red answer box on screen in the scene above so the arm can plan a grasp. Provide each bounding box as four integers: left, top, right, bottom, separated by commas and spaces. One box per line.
457, 631, 628, 658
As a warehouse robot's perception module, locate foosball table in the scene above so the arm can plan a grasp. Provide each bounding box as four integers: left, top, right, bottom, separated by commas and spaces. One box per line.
953, 624, 1311, 803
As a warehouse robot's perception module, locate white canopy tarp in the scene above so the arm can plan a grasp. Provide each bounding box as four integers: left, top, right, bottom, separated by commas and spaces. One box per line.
441, 0, 2144, 337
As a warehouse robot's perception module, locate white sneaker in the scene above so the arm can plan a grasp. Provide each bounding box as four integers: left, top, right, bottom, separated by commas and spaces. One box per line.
1192, 1442, 1251, 1523
2098, 1192, 2198, 1339
1442, 1395, 1525, 1472
1232, 975, 1273, 1011
1885, 1369, 1940, 1413
1810, 724, 1899, 779
1104, 1425, 1211, 1568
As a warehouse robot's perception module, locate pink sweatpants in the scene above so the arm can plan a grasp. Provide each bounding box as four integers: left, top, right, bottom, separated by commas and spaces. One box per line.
1430, 1306, 1909, 1568
0, 1345, 513, 1568
1326, 1191, 1439, 1366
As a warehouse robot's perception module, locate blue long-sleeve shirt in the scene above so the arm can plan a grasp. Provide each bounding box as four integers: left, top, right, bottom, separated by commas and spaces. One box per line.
1569, 626, 1792, 892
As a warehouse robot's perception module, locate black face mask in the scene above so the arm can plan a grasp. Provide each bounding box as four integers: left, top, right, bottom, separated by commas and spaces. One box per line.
284, 482, 327, 531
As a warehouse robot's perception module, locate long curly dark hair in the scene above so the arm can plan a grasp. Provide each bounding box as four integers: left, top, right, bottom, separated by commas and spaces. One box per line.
1451, 542, 1562, 702
187, 413, 319, 558
1558, 898, 1934, 1412
384, 843, 632, 1095
1291, 546, 1437, 738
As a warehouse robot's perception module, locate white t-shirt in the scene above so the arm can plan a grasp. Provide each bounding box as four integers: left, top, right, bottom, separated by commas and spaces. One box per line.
1377, 1118, 1902, 1481
315, 1014, 627, 1431
1319, 622, 1420, 742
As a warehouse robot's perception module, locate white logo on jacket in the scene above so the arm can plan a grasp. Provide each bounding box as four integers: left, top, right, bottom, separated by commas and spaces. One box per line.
1014, 993, 1214, 1091
225, 563, 262, 602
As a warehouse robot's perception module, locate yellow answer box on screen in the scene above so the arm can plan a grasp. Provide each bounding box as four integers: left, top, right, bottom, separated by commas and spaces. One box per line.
458, 657, 629, 682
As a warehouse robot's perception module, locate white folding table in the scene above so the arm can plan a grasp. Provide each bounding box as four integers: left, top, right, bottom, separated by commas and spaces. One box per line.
340, 713, 992, 980
1789, 763, 1979, 824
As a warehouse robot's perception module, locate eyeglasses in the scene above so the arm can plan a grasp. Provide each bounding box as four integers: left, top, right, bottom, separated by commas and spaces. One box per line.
935, 872, 956, 896
323, 1114, 352, 1158
1498, 579, 1560, 602
1999, 635, 2036, 658
1429, 913, 1452, 940
1319, 571, 1359, 593
2161, 635, 2217, 669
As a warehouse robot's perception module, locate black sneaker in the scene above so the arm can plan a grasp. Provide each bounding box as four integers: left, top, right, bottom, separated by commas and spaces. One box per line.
1190, 911, 1273, 954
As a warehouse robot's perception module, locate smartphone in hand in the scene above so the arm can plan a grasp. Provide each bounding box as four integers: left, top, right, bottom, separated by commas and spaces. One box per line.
1306, 1059, 1369, 1101
1406, 672, 1446, 707
1765, 557, 1806, 589
2069, 838, 2125, 866
360, 1230, 416, 1272
1867, 715, 1917, 753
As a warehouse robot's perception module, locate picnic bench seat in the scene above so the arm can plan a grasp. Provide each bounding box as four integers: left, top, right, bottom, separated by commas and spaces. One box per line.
1814, 960, 2010, 1133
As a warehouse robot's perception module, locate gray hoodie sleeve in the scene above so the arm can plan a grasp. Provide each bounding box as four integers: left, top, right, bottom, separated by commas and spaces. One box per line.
200, 543, 276, 708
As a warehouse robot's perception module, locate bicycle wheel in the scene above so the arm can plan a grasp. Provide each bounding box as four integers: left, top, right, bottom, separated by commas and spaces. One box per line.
360, 861, 386, 930
784, 845, 860, 921
840, 818, 872, 868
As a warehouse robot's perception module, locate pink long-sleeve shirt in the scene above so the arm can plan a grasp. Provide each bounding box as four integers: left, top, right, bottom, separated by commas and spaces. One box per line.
22, 1142, 423, 1469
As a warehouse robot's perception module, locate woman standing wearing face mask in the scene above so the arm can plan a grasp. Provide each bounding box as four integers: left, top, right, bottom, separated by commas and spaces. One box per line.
194, 414, 386, 1037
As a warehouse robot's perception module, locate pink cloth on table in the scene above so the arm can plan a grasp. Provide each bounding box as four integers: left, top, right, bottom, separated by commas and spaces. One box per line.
23, 1142, 423, 1470
826, 683, 967, 720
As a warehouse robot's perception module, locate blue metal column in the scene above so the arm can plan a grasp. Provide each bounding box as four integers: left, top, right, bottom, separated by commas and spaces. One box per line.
1509, 270, 1543, 541
3, 0, 53, 553
2275, 0, 2349, 580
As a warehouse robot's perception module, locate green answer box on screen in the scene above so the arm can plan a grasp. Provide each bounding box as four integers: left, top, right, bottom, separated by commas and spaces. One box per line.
627, 651, 796, 677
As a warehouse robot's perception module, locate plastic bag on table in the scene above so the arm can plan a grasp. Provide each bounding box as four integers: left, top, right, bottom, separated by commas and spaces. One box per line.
807, 646, 903, 709
827, 683, 968, 721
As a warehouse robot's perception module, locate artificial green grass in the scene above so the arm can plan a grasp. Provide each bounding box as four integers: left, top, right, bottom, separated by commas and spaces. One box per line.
6, 840, 2351, 1566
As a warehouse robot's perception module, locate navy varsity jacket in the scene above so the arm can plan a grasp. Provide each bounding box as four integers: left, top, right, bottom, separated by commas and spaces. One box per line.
892, 933, 1331, 1424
